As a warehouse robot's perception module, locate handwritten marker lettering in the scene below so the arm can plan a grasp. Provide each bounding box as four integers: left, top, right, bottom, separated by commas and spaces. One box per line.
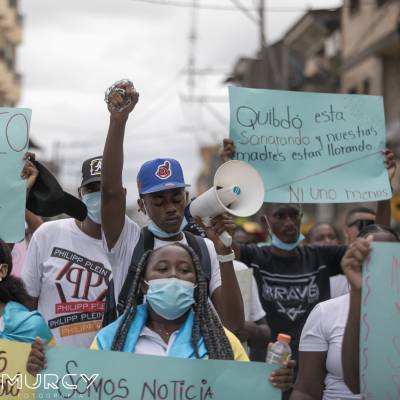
229, 87, 391, 203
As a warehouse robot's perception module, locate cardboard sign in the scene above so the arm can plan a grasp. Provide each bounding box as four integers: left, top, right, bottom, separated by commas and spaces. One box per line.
34, 345, 280, 399
0, 108, 31, 242
229, 87, 391, 203
0, 339, 35, 400
360, 243, 400, 398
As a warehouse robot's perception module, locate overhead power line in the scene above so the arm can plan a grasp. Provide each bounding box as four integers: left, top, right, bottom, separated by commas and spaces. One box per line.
129, 0, 340, 12
131, 0, 381, 11
228, 0, 258, 22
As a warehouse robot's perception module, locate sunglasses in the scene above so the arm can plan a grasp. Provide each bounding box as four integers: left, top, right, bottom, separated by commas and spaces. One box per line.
347, 219, 375, 231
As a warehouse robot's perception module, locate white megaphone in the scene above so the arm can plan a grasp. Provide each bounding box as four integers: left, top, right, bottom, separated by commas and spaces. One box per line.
186, 160, 265, 247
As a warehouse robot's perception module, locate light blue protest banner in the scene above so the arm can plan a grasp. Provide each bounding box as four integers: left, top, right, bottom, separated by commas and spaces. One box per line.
229, 86, 391, 203
360, 242, 400, 398
0, 108, 31, 242
35, 346, 280, 399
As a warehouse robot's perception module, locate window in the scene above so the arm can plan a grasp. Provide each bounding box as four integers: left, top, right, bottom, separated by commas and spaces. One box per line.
363, 79, 371, 94
349, 0, 360, 15
348, 86, 358, 94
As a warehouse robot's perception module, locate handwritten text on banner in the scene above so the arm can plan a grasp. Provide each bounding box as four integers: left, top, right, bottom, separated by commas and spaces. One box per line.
34, 345, 281, 400
229, 87, 391, 203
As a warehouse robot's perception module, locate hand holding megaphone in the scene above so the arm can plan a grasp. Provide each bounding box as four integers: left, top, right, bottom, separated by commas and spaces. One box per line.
194, 214, 236, 251
186, 160, 265, 247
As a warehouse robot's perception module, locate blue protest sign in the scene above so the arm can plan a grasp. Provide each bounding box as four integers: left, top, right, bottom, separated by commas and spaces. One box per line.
34, 346, 280, 399
360, 242, 400, 398
0, 108, 31, 242
229, 87, 391, 203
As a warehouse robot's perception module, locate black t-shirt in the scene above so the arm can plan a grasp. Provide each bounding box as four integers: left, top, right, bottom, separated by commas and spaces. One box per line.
239, 244, 347, 360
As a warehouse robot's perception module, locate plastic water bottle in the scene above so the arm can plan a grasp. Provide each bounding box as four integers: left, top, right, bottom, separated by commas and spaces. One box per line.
266, 334, 292, 365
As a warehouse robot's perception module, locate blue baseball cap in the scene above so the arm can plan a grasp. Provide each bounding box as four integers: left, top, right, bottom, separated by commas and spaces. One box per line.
137, 158, 190, 195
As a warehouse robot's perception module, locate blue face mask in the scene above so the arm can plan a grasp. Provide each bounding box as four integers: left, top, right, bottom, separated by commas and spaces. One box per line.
271, 232, 305, 251
82, 192, 101, 224
145, 278, 195, 320
147, 217, 188, 239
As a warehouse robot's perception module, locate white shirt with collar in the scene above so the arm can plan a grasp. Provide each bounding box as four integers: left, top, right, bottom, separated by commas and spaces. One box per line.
134, 326, 179, 356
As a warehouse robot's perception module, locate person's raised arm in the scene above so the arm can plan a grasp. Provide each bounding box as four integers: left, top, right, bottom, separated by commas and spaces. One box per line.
102, 81, 139, 250
341, 237, 371, 394
196, 214, 245, 333
376, 149, 396, 225
20, 153, 42, 244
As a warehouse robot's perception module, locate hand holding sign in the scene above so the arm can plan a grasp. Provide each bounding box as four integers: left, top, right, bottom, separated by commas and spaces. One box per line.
220, 138, 236, 162
21, 152, 38, 193
26, 337, 47, 376
341, 237, 372, 291
384, 148, 396, 182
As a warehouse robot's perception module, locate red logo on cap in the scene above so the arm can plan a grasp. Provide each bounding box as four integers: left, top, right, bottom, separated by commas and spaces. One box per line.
155, 161, 172, 180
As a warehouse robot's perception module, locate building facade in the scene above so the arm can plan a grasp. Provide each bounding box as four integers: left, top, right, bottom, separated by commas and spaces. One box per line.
341, 0, 400, 154
0, 0, 22, 106
219, 1, 400, 227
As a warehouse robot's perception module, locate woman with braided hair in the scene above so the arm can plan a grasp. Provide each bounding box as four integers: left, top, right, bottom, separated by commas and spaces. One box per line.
27, 243, 295, 391
97, 243, 237, 359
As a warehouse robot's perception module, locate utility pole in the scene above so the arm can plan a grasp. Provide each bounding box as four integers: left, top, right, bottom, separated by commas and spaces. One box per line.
259, 0, 266, 48
187, 0, 198, 102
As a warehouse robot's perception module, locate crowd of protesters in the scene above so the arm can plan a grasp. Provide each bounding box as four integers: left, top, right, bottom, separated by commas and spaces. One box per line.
0, 80, 398, 399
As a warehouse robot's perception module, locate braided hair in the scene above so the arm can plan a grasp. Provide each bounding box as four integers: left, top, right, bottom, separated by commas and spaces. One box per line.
111, 243, 234, 360
0, 239, 33, 309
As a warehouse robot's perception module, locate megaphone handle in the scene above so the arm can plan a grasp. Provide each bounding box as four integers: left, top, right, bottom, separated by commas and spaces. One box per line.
219, 231, 233, 247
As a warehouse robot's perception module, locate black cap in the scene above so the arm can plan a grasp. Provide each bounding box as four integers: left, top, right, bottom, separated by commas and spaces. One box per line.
27, 161, 87, 221
81, 156, 102, 187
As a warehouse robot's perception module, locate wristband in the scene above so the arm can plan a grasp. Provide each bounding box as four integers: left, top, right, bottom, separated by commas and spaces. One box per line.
217, 250, 235, 263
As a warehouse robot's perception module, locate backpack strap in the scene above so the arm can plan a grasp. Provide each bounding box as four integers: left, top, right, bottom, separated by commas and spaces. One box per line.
101, 279, 117, 328
116, 227, 154, 315
183, 231, 212, 282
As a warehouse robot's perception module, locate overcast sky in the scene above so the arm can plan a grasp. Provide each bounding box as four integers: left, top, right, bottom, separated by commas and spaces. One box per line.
18, 0, 340, 201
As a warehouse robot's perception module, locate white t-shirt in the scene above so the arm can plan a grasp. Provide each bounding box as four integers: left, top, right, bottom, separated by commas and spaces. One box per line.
330, 275, 350, 298
233, 261, 266, 322
103, 217, 221, 302
22, 219, 112, 348
299, 294, 361, 400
